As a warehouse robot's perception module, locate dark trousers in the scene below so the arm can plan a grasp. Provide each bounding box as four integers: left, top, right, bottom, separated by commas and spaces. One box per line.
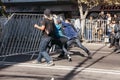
50, 36, 71, 58
67, 37, 90, 55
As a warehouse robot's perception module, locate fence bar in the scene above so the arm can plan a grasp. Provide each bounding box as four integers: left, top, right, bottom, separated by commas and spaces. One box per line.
0, 13, 43, 58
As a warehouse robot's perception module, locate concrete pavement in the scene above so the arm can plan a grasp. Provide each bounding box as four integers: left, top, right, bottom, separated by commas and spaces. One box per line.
0, 42, 120, 80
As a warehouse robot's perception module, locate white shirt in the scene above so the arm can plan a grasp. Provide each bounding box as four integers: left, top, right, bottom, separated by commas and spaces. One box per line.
74, 18, 81, 32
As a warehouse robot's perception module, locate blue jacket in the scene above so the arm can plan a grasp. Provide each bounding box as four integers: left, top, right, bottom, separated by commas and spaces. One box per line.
55, 24, 68, 38
62, 22, 78, 40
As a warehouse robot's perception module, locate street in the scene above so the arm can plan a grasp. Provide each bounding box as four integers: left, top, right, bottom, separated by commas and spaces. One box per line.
0, 0, 120, 80
0, 43, 120, 80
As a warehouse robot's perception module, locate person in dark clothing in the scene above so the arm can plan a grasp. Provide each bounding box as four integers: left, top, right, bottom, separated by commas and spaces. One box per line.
33, 9, 55, 66
51, 17, 72, 61
97, 11, 106, 20
108, 19, 117, 48
113, 21, 120, 53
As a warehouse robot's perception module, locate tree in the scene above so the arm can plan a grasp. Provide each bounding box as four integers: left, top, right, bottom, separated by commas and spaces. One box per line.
76, 0, 120, 39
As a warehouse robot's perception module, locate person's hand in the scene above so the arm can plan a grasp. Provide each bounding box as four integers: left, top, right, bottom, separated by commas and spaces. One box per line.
53, 14, 57, 18
44, 14, 47, 18
34, 24, 38, 28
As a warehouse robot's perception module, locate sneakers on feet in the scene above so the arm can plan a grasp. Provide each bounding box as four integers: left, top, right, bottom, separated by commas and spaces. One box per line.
87, 53, 92, 59
109, 45, 113, 48
87, 55, 92, 59
113, 48, 118, 52
32, 60, 41, 64
67, 54, 72, 62
47, 61, 55, 66
68, 57, 72, 62
57, 54, 65, 58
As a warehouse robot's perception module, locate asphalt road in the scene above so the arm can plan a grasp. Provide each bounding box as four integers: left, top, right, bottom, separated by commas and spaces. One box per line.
0, 43, 120, 80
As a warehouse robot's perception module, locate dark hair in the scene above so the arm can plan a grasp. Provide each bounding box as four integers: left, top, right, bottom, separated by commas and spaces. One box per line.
111, 17, 115, 21
66, 18, 71, 23
44, 9, 51, 17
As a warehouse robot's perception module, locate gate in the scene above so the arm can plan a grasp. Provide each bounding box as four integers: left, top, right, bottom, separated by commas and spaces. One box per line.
0, 13, 43, 59
85, 19, 108, 43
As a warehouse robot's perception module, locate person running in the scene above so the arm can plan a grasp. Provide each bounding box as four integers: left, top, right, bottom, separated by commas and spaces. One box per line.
33, 9, 55, 66
62, 18, 92, 59
51, 15, 72, 61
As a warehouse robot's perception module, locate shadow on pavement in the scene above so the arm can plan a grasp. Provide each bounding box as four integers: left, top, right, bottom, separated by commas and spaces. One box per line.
0, 74, 55, 80
0, 53, 38, 70
62, 45, 114, 80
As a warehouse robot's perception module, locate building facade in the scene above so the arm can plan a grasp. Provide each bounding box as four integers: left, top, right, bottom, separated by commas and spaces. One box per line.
1, 0, 79, 18
1, 0, 120, 18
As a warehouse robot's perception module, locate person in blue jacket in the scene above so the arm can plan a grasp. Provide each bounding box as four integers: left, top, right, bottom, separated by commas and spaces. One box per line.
51, 17, 72, 61
62, 18, 92, 59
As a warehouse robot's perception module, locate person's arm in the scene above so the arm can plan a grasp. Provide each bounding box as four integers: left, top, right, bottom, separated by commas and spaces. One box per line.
44, 14, 53, 20
34, 24, 50, 34
34, 24, 45, 31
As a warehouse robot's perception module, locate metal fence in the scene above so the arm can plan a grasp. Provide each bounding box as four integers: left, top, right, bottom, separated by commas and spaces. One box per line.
0, 13, 43, 58
84, 19, 108, 43
0, 14, 109, 58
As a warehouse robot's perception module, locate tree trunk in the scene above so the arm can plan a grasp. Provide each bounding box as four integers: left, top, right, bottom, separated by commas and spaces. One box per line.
79, 11, 88, 40
80, 18, 86, 39
78, 4, 88, 40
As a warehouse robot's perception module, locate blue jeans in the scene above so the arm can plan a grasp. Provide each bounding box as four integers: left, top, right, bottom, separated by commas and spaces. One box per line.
67, 38, 90, 55
37, 36, 52, 63
87, 29, 92, 41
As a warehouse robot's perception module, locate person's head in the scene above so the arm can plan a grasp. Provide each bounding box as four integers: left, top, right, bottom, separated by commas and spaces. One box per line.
89, 16, 93, 20
65, 18, 71, 23
44, 9, 51, 17
111, 19, 116, 24
100, 11, 104, 15
114, 14, 117, 18
107, 13, 111, 17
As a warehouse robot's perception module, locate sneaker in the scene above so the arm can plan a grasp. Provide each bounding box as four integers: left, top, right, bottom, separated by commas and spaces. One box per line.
57, 54, 65, 58
32, 60, 41, 64
109, 45, 113, 48
87, 55, 92, 59
115, 49, 120, 54
87, 53, 92, 59
47, 61, 55, 66
67, 54, 72, 62
113, 48, 118, 52
68, 57, 72, 62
